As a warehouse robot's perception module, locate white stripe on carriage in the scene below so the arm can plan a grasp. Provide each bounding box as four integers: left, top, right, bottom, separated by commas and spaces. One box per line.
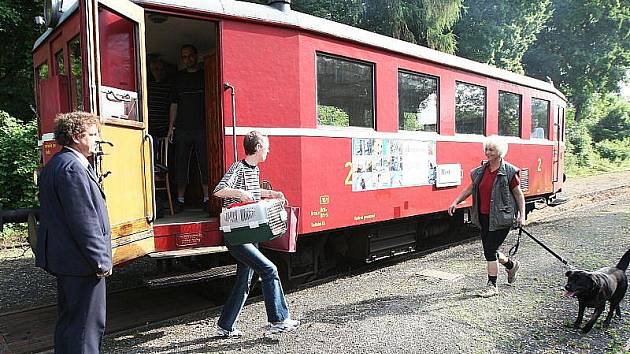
224, 126, 557, 145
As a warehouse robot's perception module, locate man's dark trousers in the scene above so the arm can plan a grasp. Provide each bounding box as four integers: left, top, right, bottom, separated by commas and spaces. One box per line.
36, 148, 112, 354
55, 275, 106, 354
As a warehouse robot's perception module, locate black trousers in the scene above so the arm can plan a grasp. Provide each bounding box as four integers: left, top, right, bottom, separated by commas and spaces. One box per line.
55, 275, 106, 354
479, 214, 510, 261
175, 130, 208, 185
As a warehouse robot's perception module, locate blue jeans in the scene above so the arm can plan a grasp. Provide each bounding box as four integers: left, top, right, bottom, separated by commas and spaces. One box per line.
217, 243, 290, 331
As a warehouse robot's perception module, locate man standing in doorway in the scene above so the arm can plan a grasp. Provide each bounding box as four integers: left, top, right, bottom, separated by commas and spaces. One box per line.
167, 44, 209, 211
36, 112, 112, 353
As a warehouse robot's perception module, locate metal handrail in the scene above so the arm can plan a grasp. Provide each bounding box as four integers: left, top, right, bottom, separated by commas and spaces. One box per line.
144, 134, 156, 224
224, 82, 238, 163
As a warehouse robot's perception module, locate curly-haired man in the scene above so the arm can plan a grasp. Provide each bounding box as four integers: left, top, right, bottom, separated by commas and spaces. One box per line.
36, 111, 112, 353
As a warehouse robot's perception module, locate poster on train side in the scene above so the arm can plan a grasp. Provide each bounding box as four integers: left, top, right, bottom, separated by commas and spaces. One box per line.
351, 138, 436, 191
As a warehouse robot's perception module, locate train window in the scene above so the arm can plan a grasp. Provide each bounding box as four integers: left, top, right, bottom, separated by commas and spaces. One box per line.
316, 53, 374, 128
398, 70, 438, 132
68, 36, 84, 111
55, 50, 65, 75
37, 62, 49, 79
531, 98, 549, 139
455, 81, 486, 135
35, 62, 48, 117
498, 91, 521, 137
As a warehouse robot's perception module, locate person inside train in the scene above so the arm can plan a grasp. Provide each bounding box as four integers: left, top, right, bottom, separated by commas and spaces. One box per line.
167, 44, 209, 212
213, 131, 300, 336
147, 54, 174, 218
447, 135, 526, 297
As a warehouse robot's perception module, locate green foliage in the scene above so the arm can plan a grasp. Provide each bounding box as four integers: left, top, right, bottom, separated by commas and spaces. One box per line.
292, 0, 364, 25
362, 0, 463, 53
317, 105, 350, 126
594, 138, 630, 161
402, 112, 422, 130
523, 0, 630, 121
589, 99, 630, 142
0, 0, 45, 120
566, 120, 593, 167
455, 0, 552, 74
0, 111, 39, 210
287, 0, 463, 54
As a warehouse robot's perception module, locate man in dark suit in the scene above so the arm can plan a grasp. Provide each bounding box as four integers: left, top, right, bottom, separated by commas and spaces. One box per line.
36, 111, 112, 354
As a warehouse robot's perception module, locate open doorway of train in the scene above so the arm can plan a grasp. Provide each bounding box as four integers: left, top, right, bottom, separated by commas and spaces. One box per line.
144, 13, 224, 224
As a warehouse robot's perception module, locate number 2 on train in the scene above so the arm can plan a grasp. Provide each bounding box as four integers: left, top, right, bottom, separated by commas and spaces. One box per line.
345, 162, 353, 185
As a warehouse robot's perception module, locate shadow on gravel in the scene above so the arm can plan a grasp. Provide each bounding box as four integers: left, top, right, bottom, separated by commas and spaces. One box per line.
303, 291, 480, 325
111, 330, 285, 353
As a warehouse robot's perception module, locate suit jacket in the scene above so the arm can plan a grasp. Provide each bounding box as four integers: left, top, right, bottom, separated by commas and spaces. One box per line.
36, 148, 112, 276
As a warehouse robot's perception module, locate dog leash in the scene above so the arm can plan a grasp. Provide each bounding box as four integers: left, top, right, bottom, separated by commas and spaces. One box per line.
508, 226, 573, 268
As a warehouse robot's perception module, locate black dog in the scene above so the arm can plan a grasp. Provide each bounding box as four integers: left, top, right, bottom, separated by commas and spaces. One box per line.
564, 248, 630, 333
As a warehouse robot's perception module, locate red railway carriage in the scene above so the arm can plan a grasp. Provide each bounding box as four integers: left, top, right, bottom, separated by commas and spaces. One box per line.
32, 0, 565, 283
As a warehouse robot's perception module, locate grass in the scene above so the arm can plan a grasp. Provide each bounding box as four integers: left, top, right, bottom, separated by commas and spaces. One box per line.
0, 224, 28, 248
565, 156, 630, 177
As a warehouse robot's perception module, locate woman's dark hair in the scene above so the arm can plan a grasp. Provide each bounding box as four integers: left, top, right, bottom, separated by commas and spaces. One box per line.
243, 131, 265, 156
54, 111, 100, 146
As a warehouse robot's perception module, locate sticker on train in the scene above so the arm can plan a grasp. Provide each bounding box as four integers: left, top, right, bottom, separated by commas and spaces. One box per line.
351, 138, 436, 191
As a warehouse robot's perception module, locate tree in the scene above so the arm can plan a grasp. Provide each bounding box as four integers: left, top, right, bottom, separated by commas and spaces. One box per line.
292, 0, 364, 26
454, 0, 552, 74
0, 0, 45, 121
589, 98, 630, 142
361, 0, 463, 54
248, 0, 464, 54
0, 111, 38, 210
523, 0, 630, 122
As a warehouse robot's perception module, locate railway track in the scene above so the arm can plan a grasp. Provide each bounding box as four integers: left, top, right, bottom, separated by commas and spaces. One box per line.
0, 229, 477, 354
0, 285, 220, 354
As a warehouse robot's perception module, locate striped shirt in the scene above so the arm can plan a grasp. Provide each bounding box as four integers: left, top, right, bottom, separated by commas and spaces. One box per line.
214, 160, 261, 207
147, 79, 172, 137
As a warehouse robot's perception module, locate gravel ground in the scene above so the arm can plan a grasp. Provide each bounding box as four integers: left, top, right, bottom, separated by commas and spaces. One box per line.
2, 170, 630, 353
0, 249, 155, 311
101, 192, 630, 354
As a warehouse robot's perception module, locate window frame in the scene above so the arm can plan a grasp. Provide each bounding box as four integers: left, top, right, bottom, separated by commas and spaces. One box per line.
397, 68, 440, 133
454, 80, 487, 136
68, 34, 84, 111
530, 97, 550, 140
315, 52, 376, 130
497, 90, 522, 138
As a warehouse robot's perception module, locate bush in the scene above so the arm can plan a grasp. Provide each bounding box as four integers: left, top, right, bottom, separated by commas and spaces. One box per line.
0, 111, 39, 210
565, 122, 594, 167
589, 100, 630, 143
594, 138, 630, 161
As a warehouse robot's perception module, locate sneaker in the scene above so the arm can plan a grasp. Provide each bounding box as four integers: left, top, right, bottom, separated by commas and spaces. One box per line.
506, 260, 520, 284
268, 318, 300, 334
478, 282, 498, 298
215, 326, 243, 338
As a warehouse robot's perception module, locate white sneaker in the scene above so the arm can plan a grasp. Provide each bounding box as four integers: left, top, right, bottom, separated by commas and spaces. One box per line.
268, 318, 300, 334
478, 282, 498, 298
216, 326, 243, 338
506, 260, 520, 284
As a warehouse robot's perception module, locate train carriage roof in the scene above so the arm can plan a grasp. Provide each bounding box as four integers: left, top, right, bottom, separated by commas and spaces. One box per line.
34, 0, 565, 100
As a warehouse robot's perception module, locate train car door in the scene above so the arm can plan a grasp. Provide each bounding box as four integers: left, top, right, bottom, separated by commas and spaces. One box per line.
81, 0, 154, 264
552, 106, 565, 190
